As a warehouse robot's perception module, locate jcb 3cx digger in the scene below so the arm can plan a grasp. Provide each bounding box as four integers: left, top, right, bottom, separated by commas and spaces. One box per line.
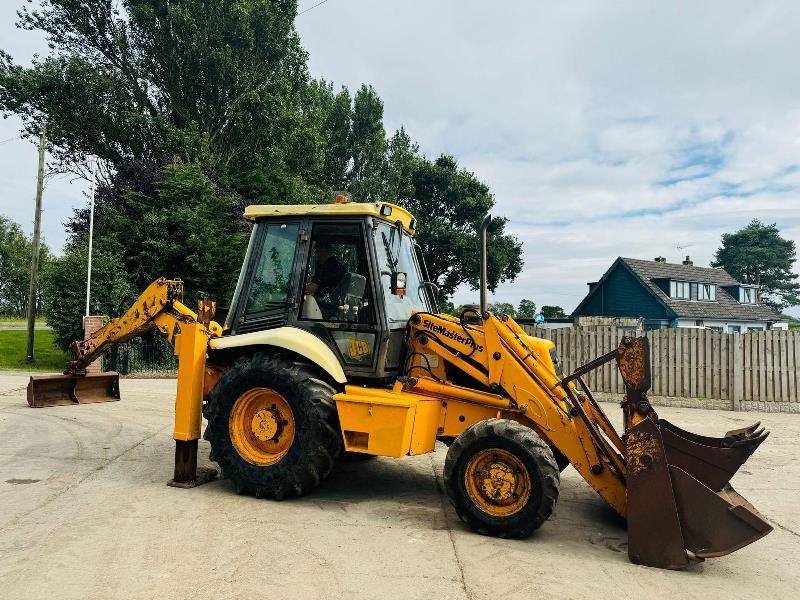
28, 198, 772, 569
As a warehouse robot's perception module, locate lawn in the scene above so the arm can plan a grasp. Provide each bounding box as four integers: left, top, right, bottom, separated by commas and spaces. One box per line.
0, 329, 69, 372
0, 316, 47, 327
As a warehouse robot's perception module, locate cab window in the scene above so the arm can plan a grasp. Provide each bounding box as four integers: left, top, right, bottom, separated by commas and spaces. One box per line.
375, 222, 428, 325
244, 222, 299, 314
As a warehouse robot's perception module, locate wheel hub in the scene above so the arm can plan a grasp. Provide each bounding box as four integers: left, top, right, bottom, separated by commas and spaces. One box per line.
477, 459, 518, 503
229, 388, 296, 466
252, 408, 282, 441
465, 448, 532, 517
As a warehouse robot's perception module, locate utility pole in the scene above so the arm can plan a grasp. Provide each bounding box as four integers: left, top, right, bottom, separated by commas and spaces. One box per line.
85, 155, 96, 317
25, 125, 47, 363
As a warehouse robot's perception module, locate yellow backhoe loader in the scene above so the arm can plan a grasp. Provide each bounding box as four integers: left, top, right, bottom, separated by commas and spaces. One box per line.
28, 199, 772, 569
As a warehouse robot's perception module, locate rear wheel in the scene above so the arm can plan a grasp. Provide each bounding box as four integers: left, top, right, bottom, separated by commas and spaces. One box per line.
204, 352, 341, 499
444, 419, 560, 538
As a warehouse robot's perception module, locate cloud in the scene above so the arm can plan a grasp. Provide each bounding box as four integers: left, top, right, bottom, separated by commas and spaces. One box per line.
296, 0, 800, 315
2, 1, 799, 316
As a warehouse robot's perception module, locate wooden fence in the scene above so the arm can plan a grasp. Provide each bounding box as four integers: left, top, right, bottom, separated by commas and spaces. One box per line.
520, 326, 799, 413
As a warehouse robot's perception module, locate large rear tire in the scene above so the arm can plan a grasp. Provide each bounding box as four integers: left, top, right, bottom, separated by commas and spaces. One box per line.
444, 419, 560, 538
204, 352, 341, 499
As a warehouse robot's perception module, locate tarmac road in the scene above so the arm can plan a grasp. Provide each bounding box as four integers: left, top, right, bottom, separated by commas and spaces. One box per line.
0, 373, 798, 600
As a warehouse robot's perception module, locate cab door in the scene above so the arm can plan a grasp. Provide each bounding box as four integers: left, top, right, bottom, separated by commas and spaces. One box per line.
293, 218, 382, 377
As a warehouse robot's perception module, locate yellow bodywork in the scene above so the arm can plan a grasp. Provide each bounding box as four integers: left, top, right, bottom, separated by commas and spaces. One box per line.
210, 327, 347, 383
244, 201, 417, 235
333, 311, 629, 518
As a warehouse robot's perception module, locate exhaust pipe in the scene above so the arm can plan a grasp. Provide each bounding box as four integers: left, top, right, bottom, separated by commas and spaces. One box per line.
479, 214, 491, 316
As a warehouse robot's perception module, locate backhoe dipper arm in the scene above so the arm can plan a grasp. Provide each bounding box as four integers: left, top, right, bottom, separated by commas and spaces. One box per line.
67, 278, 222, 374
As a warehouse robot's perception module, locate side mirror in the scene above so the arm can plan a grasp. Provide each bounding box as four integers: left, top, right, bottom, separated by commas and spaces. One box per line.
391, 272, 407, 297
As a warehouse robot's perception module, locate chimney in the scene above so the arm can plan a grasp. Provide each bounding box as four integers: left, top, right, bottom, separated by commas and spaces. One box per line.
654, 256, 666, 263
682, 255, 693, 266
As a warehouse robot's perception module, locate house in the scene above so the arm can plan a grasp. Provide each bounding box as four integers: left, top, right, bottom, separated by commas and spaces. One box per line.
571, 256, 787, 333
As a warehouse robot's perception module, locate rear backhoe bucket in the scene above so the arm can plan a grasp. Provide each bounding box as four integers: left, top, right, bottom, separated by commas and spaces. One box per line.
617, 336, 772, 569
27, 372, 120, 408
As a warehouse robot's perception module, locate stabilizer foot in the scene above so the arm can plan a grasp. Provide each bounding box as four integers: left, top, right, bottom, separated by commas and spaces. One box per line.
167, 467, 218, 489
167, 439, 218, 488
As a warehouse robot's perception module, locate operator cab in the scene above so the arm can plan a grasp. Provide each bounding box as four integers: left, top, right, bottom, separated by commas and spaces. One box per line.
224, 200, 437, 381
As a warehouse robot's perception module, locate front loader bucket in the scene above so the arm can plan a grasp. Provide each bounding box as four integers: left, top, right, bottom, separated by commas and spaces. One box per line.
625, 414, 772, 569
615, 336, 772, 569
660, 419, 769, 491
27, 372, 121, 408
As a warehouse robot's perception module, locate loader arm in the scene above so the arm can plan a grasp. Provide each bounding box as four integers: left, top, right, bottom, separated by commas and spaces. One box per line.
394, 310, 772, 569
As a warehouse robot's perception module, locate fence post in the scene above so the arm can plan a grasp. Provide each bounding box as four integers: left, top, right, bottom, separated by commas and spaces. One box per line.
732, 332, 743, 411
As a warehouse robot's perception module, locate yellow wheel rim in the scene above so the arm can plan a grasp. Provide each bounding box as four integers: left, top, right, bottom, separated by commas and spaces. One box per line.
229, 387, 296, 466
464, 448, 531, 517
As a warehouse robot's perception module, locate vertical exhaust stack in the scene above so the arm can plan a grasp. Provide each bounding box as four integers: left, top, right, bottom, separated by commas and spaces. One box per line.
479, 215, 491, 317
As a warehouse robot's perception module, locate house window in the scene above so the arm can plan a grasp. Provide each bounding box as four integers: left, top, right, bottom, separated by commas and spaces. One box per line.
740, 287, 756, 304
670, 280, 690, 299
669, 280, 714, 301
698, 283, 716, 301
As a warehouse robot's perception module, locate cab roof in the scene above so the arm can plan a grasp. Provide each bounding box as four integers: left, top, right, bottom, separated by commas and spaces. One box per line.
244, 202, 417, 235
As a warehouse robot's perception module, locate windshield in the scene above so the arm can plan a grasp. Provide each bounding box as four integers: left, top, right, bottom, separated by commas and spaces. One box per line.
374, 221, 429, 324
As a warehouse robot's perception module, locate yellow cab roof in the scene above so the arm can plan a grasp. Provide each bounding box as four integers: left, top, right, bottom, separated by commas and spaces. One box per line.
244, 201, 417, 235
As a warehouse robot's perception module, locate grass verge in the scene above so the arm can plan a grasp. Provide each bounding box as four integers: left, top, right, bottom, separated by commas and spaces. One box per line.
0, 317, 47, 328
0, 329, 68, 372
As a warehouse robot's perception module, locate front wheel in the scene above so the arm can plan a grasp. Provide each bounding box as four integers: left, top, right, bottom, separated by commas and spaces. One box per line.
204, 352, 342, 499
444, 419, 560, 538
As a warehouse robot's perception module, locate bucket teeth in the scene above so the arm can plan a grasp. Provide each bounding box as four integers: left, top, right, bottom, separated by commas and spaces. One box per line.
626, 418, 772, 569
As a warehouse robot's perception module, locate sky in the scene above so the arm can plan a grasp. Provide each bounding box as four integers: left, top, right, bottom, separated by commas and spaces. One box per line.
2, 1, 799, 315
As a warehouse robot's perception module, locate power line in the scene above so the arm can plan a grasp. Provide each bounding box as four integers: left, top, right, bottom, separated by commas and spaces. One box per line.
298, 0, 330, 16
0, 137, 21, 145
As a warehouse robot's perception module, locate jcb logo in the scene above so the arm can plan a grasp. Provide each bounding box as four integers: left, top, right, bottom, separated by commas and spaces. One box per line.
348, 338, 370, 358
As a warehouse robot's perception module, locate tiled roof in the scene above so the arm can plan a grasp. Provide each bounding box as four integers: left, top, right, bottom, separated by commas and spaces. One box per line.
621, 257, 781, 321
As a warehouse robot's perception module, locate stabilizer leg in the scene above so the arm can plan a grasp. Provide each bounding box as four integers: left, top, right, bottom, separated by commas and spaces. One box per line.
167, 439, 217, 488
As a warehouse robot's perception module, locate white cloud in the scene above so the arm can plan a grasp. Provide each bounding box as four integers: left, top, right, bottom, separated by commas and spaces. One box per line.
295, 0, 800, 314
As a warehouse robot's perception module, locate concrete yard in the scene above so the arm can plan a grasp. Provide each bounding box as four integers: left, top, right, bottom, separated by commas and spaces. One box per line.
1, 373, 798, 600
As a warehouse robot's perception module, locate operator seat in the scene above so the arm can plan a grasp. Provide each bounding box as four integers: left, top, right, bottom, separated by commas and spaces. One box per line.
301, 295, 324, 319
332, 273, 367, 321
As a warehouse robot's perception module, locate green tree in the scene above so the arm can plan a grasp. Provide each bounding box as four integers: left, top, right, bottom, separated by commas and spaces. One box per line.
712, 220, 800, 309
540, 305, 567, 319
0, 216, 50, 317
349, 84, 386, 200
0, 0, 312, 181
1, 0, 526, 330
516, 299, 537, 319
401, 155, 523, 300
488, 302, 516, 318
322, 85, 353, 191
385, 127, 419, 202
42, 245, 134, 351
98, 162, 249, 307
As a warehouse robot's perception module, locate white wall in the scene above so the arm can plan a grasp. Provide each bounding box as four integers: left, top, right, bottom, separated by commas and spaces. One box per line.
674, 318, 787, 333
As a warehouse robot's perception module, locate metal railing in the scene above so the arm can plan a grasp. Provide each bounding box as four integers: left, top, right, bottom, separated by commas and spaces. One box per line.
103, 337, 177, 375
